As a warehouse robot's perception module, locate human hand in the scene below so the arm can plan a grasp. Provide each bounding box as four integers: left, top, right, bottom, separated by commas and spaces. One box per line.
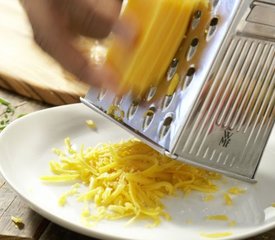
21, 0, 136, 88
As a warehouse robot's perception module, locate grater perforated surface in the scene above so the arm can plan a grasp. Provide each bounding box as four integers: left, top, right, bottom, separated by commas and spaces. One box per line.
82, 0, 275, 182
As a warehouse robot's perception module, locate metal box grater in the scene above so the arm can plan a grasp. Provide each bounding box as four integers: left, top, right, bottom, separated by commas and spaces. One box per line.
81, 0, 275, 183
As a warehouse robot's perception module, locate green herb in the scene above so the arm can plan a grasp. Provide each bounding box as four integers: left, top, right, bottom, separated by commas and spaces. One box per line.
0, 97, 27, 132
0, 98, 10, 106
17, 113, 27, 119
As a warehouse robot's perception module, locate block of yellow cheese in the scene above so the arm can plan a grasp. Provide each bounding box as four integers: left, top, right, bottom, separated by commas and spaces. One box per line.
106, 0, 208, 97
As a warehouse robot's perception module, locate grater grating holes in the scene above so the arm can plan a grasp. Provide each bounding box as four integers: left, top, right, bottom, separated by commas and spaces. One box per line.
206, 17, 219, 41
127, 101, 139, 120
143, 106, 156, 130
97, 88, 107, 101
82, 0, 275, 182
192, 10, 202, 30
146, 86, 157, 102
159, 114, 173, 140
187, 38, 199, 61
113, 96, 122, 106
162, 94, 174, 110
182, 67, 196, 89
167, 58, 179, 81
107, 105, 125, 121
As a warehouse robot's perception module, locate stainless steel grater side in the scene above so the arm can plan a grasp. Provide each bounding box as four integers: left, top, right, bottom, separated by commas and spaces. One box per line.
81, 0, 275, 183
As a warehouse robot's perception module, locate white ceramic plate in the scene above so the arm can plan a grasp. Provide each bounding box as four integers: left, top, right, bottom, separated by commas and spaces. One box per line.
0, 103, 275, 240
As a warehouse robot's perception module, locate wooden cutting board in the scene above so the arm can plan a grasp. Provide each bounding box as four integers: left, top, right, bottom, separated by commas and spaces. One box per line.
0, 0, 89, 105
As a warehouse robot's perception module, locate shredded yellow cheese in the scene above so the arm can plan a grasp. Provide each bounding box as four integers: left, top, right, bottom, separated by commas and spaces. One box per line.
58, 183, 80, 206
107, 105, 125, 121
42, 138, 221, 225
206, 214, 237, 227
201, 232, 233, 238
11, 216, 24, 229
224, 193, 233, 206
82, 207, 91, 218
86, 120, 97, 129
227, 187, 246, 195
11, 216, 23, 224
206, 215, 229, 221
167, 73, 180, 96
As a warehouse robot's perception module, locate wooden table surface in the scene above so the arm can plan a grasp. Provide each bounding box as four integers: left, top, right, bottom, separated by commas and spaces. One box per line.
1, 87, 275, 240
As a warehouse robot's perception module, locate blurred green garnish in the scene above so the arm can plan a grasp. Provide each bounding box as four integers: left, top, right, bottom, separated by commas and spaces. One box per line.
0, 97, 26, 131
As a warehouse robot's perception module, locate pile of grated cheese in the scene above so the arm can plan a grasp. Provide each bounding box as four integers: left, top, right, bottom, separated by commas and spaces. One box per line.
41, 138, 222, 226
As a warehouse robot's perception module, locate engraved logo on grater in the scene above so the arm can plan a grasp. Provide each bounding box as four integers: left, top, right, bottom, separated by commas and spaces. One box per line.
219, 130, 233, 148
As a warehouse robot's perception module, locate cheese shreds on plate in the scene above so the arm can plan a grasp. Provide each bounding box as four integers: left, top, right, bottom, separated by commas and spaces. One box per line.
224, 193, 233, 206
58, 183, 80, 206
206, 215, 229, 221
200, 232, 233, 238
86, 120, 97, 129
206, 214, 237, 227
41, 138, 221, 226
227, 187, 246, 195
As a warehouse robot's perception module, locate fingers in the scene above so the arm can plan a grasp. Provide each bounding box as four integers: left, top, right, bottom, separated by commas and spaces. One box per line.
56, 0, 138, 46
56, 0, 123, 39
22, 0, 137, 90
24, 0, 118, 86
